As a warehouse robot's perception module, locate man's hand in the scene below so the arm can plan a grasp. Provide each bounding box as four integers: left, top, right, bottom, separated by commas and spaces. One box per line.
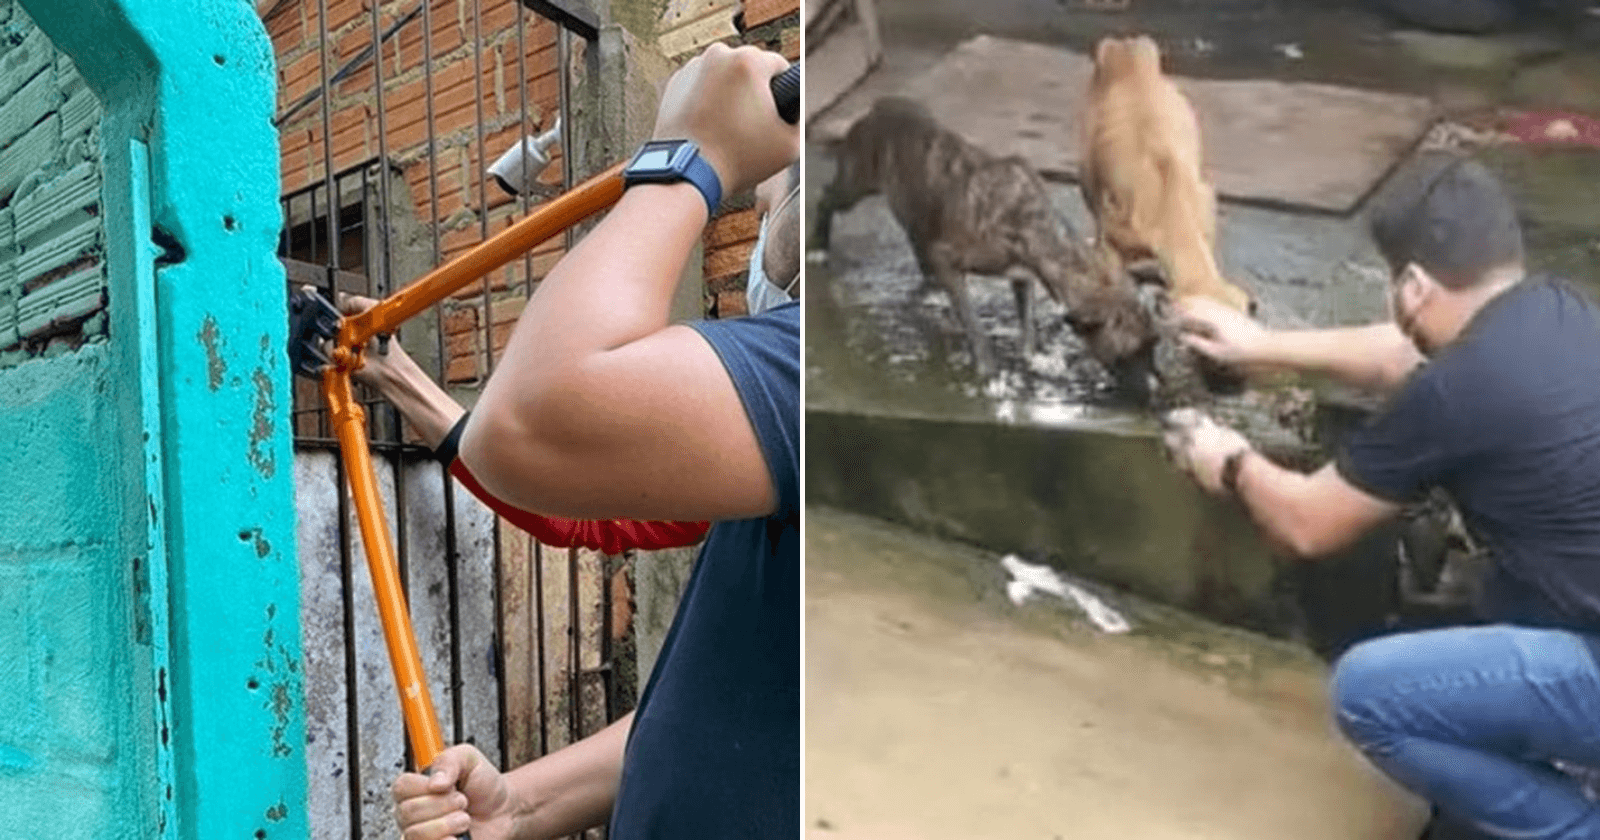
1176, 295, 1270, 367
1162, 408, 1252, 495
329, 289, 466, 449
652, 43, 799, 197
334, 291, 418, 392
392, 744, 515, 840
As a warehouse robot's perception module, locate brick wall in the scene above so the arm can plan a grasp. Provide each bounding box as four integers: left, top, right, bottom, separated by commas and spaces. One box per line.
270, 0, 563, 385
269, 0, 797, 382
0, 1, 105, 366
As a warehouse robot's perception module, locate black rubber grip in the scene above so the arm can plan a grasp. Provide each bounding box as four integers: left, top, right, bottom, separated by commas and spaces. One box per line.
770, 63, 800, 125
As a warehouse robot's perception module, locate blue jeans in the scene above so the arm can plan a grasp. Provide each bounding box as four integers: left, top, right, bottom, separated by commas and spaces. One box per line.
1331, 625, 1600, 839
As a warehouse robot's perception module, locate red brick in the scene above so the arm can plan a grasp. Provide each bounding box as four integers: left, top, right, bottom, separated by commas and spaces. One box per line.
743, 0, 798, 28
391, 1, 468, 72
715, 289, 748, 318
329, 103, 373, 170
279, 50, 325, 103
479, 0, 522, 40
443, 305, 478, 334
704, 240, 754, 285
704, 208, 758, 250
446, 326, 478, 356
325, 0, 369, 35
267, 4, 303, 45
445, 353, 478, 383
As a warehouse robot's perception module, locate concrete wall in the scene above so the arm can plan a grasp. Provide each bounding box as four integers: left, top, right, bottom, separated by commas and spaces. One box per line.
0, 5, 154, 837
805, 408, 1413, 660
0, 2, 107, 361
295, 450, 502, 840
6, 0, 308, 837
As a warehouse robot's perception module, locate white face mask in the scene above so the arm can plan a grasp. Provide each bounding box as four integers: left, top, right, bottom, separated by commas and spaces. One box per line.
745, 184, 800, 316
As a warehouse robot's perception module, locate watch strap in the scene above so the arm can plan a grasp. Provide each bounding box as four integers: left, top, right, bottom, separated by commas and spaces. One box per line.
434, 411, 471, 466
680, 150, 722, 215
622, 141, 722, 216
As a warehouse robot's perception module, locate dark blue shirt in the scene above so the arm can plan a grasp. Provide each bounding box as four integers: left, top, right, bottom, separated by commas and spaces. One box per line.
608, 300, 800, 838
1338, 277, 1600, 662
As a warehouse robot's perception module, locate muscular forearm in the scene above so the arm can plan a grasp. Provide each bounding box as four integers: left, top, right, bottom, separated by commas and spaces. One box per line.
361, 349, 465, 449
504, 712, 633, 840
1253, 323, 1423, 394
1232, 452, 1349, 559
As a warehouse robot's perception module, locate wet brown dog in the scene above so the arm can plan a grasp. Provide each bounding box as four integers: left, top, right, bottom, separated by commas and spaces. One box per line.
814, 96, 1155, 381
1080, 35, 1254, 316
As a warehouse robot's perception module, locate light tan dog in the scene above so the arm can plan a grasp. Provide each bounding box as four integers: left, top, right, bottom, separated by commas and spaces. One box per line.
1080, 35, 1254, 316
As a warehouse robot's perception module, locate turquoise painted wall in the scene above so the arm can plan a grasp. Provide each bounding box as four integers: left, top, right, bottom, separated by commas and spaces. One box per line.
1, 1, 308, 837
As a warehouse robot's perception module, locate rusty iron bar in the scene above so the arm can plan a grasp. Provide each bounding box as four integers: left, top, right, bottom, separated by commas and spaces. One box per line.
558, 25, 574, 253
567, 546, 580, 751
316, 0, 338, 278
369, 3, 393, 298
473, 0, 494, 384
600, 552, 613, 723
533, 539, 549, 760
415, 3, 462, 747
519, 0, 598, 40
516, 0, 535, 298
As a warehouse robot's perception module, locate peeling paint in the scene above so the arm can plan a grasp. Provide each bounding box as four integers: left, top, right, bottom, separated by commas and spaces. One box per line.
198, 313, 225, 390
248, 367, 275, 477
268, 682, 292, 758
265, 800, 287, 822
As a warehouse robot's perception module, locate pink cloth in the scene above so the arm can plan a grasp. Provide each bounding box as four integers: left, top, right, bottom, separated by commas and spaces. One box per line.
1502, 110, 1600, 149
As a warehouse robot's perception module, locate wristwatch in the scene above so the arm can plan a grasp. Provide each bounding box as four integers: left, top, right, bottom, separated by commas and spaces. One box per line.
621, 139, 722, 216
1221, 448, 1250, 497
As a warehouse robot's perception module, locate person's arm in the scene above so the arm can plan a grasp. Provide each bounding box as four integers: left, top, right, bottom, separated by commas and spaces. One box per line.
1164, 411, 1402, 558
336, 292, 710, 552
1228, 453, 1400, 558
460, 44, 799, 522
392, 712, 633, 840
448, 460, 710, 552
1178, 296, 1425, 395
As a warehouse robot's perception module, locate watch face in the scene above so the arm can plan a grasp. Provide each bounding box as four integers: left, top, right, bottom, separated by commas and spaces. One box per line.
632, 147, 675, 172
627, 140, 696, 178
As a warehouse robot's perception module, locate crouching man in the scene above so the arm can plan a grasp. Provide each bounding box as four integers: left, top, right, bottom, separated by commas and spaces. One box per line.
1166, 152, 1600, 839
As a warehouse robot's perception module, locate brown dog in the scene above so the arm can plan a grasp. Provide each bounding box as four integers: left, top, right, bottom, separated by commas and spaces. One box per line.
814, 96, 1155, 380
1080, 35, 1253, 316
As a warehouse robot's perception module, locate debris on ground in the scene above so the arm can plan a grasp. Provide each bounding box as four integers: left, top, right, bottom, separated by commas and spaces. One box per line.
1000, 553, 1132, 634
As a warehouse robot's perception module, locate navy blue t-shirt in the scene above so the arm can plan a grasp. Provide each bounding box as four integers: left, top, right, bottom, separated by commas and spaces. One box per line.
608, 300, 799, 838
1337, 277, 1600, 662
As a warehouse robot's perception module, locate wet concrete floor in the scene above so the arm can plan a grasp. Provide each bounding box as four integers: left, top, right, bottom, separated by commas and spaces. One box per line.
806, 506, 1429, 840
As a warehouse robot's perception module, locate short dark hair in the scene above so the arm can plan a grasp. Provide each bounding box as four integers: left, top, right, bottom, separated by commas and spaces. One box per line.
1367, 151, 1523, 289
